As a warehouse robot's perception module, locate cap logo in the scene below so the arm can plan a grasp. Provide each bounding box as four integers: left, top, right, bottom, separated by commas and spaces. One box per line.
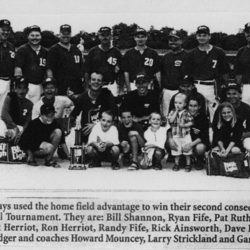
62, 25, 69, 29
4, 20, 9, 25
198, 26, 207, 30
137, 74, 145, 78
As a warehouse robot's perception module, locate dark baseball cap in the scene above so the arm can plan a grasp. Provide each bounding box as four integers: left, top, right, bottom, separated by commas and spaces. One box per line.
135, 72, 151, 83
134, 28, 147, 36
60, 24, 71, 33
244, 22, 250, 33
99, 27, 111, 35
28, 25, 41, 35
40, 104, 56, 115
179, 75, 194, 85
226, 82, 241, 93
196, 25, 210, 34
15, 78, 28, 88
0, 19, 11, 28
43, 78, 57, 88
169, 30, 182, 39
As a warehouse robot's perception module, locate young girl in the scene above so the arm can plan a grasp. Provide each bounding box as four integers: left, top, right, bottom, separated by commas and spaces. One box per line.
183, 96, 209, 170
143, 112, 168, 170
213, 102, 243, 157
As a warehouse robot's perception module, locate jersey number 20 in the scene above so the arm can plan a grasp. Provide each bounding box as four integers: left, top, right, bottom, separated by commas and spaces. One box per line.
144, 58, 153, 67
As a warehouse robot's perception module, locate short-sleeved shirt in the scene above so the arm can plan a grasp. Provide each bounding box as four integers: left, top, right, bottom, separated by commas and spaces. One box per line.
123, 47, 160, 81
186, 46, 230, 80
234, 46, 250, 83
46, 43, 84, 95
0, 42, 15, 78
161, 49, 188, 90
15, 43, 47, 84
32, 96, 74, 120
168, 109, 193, 137
117, 121, 145, 143
122, 90, 160, 118
84, 45, 122, 84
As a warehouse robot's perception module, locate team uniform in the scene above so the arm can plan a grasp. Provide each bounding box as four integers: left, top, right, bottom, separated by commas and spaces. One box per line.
234, 46, 250, 105
187, 46, 230, 121
15, 43, 47, 103
123, 47, 160, 90
46, 44, 84, 95
0, 42, 15, 112
84, 45, 122, 96
161, 49, 188, 116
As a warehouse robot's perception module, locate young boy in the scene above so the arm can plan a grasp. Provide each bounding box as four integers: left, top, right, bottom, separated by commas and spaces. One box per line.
168, 93, 194, 172
144, 112, 168, 170
19, 104, 62, 168
87, 110, 120, 170
118, 106, 145, 170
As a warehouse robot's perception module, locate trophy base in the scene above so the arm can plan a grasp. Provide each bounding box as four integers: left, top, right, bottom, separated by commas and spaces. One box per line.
68, 165, 86, 170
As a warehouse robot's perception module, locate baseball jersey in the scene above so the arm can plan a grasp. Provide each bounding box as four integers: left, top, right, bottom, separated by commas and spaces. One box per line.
15, 43, 47, 84
234, 46, 250, 83
123, 47, 160, 81
84, 45, 122, 83
46, 43, 84, 95
186, 46, 230, 80
161, 50, 188, 90
0, 42, 15, 78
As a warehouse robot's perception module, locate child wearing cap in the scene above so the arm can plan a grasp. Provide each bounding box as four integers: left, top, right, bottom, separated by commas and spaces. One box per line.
19, 103, 63, 167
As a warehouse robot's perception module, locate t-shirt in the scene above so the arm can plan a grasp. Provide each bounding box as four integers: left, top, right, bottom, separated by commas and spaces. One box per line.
87, 122, 119, 145
84, 45, 122, 83
15, 43, 48, 84
0, 42, 15, 78
186, 46, 230, 80
19, 118, 63, 151
46, 43, 84, 94
123, 47, 160, 81
161, 49, 188, 90
144, 126, 168, 149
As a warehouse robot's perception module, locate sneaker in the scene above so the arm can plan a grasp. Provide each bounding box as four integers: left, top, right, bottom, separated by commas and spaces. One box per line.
154, 164, 162, 170
185, 165, 192, 172
88, 159, 101, 168
57, 145, 68, 160
172, 165, 179, 171
128, 161, 140, 170
111, 161, 120, 170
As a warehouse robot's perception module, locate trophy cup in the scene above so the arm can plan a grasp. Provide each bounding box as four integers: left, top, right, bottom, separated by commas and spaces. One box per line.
69, 126, 86, 170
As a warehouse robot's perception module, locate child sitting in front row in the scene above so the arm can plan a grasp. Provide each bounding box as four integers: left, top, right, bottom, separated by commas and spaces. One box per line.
143, 112, 168, 170
213, 102, 243, 157
168, 93, 194, 172
87, 110, 120, 170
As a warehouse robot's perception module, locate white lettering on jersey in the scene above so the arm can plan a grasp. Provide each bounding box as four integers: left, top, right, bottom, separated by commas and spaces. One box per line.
107, 57, 117, 65
144, 58, 153, 67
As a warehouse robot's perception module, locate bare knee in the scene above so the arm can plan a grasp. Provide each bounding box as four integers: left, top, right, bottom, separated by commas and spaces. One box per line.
231, 147, 241, 154
51, 129, 62, 139
243, 138, 250, 152
129, 135, 138, 143
195, 143, 206, 156
111, 146, 120, 156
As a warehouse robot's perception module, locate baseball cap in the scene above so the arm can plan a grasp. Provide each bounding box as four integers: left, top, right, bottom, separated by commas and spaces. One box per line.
134, 28, 147, 36
40, 104, 56, 115
60, 24, 71, 33
196, 25, 210, 34
226, 82, 241, 93
0, 19, 11, 28
99, 27, 111, 35
43, 78, 57, 88
135, 72, 151, 83
244, 22, 250, 33
179, 75, 194, 85
169, 30, 182, 39
15, 78, 28, 88
28, 25, 41, 35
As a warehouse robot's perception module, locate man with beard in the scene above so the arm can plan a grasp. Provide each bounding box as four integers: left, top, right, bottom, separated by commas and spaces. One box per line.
84, 27, 122, 96
234, 22, 250, 105
186, 25, 230, 122
121, 72, 160, 130
69, 72, 117, 144
0, 20, 15, 113
15, 25, 47, 103
46, 24, 84, 95
161, 30, 188, 117
123, 28, 161, 92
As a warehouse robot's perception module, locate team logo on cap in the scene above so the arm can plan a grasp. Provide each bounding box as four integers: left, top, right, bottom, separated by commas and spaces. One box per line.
4, 20, 9, 25
198, 26, 207, 30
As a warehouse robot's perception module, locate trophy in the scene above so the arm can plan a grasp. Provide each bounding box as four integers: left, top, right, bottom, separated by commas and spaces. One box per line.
69, 127, 86, 170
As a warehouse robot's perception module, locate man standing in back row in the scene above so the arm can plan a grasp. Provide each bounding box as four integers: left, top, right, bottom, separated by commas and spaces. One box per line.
0, 19, 15, 113
186, 25, 230, 122
84, 27, 123, 96
123, 28, 161, 92
46, 24, 84, 95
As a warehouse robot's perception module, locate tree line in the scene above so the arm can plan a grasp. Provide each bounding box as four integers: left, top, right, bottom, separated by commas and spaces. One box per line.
9, 23, 247, 51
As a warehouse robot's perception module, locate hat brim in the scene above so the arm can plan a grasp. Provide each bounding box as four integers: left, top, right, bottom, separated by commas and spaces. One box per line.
169, 34, 181, 39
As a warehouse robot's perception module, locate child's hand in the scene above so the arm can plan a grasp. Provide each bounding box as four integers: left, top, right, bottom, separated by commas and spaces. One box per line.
179, 121, 185, 128
220, 150, 228, 158
98, 142, 106, 152
182, 143, 192, 153
169, 138, 178, 151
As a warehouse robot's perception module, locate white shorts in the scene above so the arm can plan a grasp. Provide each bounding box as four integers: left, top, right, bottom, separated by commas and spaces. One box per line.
26, 83, 43, 104
161, 88, 179, 117
171, 134, 192, 156
242, 84, 250, 106
0, 79, 11, 113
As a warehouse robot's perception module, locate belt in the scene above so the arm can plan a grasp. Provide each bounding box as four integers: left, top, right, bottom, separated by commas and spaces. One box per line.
194, 80, 215, 85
